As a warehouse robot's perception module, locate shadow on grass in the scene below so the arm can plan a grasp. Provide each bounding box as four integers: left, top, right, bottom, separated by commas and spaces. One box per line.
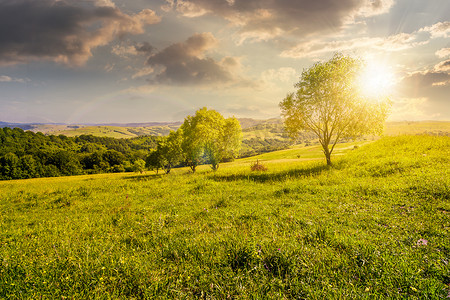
124, 173, 164, 181
210, 163, 330, 183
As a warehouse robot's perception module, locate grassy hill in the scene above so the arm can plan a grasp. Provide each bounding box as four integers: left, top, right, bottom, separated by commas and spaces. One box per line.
385, 121, 450, 136
1, 135, 449, 298
24, 124, 182, 138
2, 119, 449, 149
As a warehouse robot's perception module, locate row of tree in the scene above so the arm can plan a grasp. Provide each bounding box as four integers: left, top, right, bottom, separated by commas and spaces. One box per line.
146, 108, 242, 174
0, 127, 160, 180
0, 108, 242, 180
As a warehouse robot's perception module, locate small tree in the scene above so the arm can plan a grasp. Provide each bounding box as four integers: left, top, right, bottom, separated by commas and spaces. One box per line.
221, 117, 242, 162
145, 149, 163, 174
280, 53, 391, 166
159, 129, 183, 174
132, 159, 146, 174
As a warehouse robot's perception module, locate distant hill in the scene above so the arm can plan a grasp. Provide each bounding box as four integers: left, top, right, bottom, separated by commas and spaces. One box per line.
1, 119, 449, 139
237, 118, 282, 129
0, 119, 282, 139
0, 122, 182, 138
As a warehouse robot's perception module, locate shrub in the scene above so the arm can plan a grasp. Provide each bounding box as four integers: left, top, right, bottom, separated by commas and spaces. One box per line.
250, 159, 268, 172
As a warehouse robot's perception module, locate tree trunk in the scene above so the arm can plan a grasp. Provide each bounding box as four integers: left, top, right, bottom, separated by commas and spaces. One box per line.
322, 144, 332, 166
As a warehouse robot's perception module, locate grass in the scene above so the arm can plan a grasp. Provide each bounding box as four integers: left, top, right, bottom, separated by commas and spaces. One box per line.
385, 121, 450, 136
49, 125, 177, 138
0, 135, 449, 299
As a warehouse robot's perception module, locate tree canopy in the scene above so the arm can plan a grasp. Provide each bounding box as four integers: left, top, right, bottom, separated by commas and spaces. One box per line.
280, 53, 391, 165
181, 107, 242, 171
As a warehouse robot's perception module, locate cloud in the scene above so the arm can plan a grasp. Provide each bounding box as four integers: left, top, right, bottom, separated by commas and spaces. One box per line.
142, 32, 248, 86
0, 0, 160, 66
435, 60, 450, 73
94, 0, 116, 8
281, 21, 450, 59
0, 75, 28, 83
420, 21, 450, 38
400, 70, 450, 90
436, 48, 450, 58
354, 0, 394, 18
261, 67, 297, 83
132, 67, 155, 79
112, 45, 139, 58
281, 33, 423, 58
164, 0, 394, 42
395, 67, 450, 120
111, 41, 155, 59
390, 98, 437, 121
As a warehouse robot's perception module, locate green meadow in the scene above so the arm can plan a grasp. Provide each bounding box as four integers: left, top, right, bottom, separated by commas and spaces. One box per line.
1, 135, 449, 299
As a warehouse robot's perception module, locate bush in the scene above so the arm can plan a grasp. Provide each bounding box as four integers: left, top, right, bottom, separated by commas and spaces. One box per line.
251, 160, 268, 172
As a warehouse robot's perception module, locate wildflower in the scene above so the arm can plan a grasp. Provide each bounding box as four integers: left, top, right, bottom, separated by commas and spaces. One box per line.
416, 239, 428, 246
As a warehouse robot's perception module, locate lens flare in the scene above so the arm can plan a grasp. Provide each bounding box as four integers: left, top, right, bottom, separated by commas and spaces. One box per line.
357, 61, 395, 100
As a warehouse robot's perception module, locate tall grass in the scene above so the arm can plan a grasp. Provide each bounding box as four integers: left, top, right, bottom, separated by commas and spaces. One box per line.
0, 135, 449, 298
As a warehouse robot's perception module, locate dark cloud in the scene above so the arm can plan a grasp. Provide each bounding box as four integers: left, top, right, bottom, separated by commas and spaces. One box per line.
135, 42, 154, 54
0, 0, 160, 66
400, 71, 450, 90
398, 70, 450, 112
396, 68, 450, 119
145, 33, 237, 85
164, 0, 393, 41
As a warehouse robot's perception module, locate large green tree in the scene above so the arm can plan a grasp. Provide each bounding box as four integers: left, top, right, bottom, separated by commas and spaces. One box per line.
181, 107, 242, 172
280, 53, 391, 166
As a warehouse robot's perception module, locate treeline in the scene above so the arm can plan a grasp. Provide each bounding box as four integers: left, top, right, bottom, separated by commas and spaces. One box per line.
0, 108, 243, 180
239, 123, 317, 157
0, 127, 159, 180
1, 109, 322, 180
240, 138, 292, 157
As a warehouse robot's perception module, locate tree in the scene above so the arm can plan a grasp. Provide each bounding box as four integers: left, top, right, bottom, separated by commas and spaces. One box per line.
46, 150, 83, 176
280, 53, 391, 166
158, 129, 183, 174
20, 155, 39, 179
145, 149, 163, 174
221, 117, 242, 162
0, 152, 21, 179
181, 107, 242, 172
132, 159, 146, 174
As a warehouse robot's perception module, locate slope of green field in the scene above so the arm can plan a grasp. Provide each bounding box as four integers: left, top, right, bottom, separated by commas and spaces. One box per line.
1, 135, 449, 298
51, 125, 178, 138
385, 121, 450, 136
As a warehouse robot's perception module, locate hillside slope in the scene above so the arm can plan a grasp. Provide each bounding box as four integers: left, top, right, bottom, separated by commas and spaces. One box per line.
1, 135, 449, 298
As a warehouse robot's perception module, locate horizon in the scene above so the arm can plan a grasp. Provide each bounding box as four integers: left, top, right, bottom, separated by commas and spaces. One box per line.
0, 0, 449, 123
1, 118, 450, 128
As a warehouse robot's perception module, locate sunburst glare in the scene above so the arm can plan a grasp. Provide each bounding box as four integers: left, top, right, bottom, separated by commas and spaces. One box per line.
357, 61, 395, 100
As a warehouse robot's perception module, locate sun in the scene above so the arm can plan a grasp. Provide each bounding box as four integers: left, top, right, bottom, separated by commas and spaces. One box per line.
357, 61, 395, 100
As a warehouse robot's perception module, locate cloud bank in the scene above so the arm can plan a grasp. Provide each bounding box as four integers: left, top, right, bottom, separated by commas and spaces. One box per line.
164, 0, 394, 42
0, 0, 160, 66
125, 33, 252, 86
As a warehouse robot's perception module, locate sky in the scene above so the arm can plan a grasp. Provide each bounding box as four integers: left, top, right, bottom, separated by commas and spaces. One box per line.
0, 0, 449, 124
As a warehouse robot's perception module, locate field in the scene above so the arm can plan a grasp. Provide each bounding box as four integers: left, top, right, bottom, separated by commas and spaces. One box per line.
1, 135, 449, 298
30, 125, 180, 138
15, 120, 450, 140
